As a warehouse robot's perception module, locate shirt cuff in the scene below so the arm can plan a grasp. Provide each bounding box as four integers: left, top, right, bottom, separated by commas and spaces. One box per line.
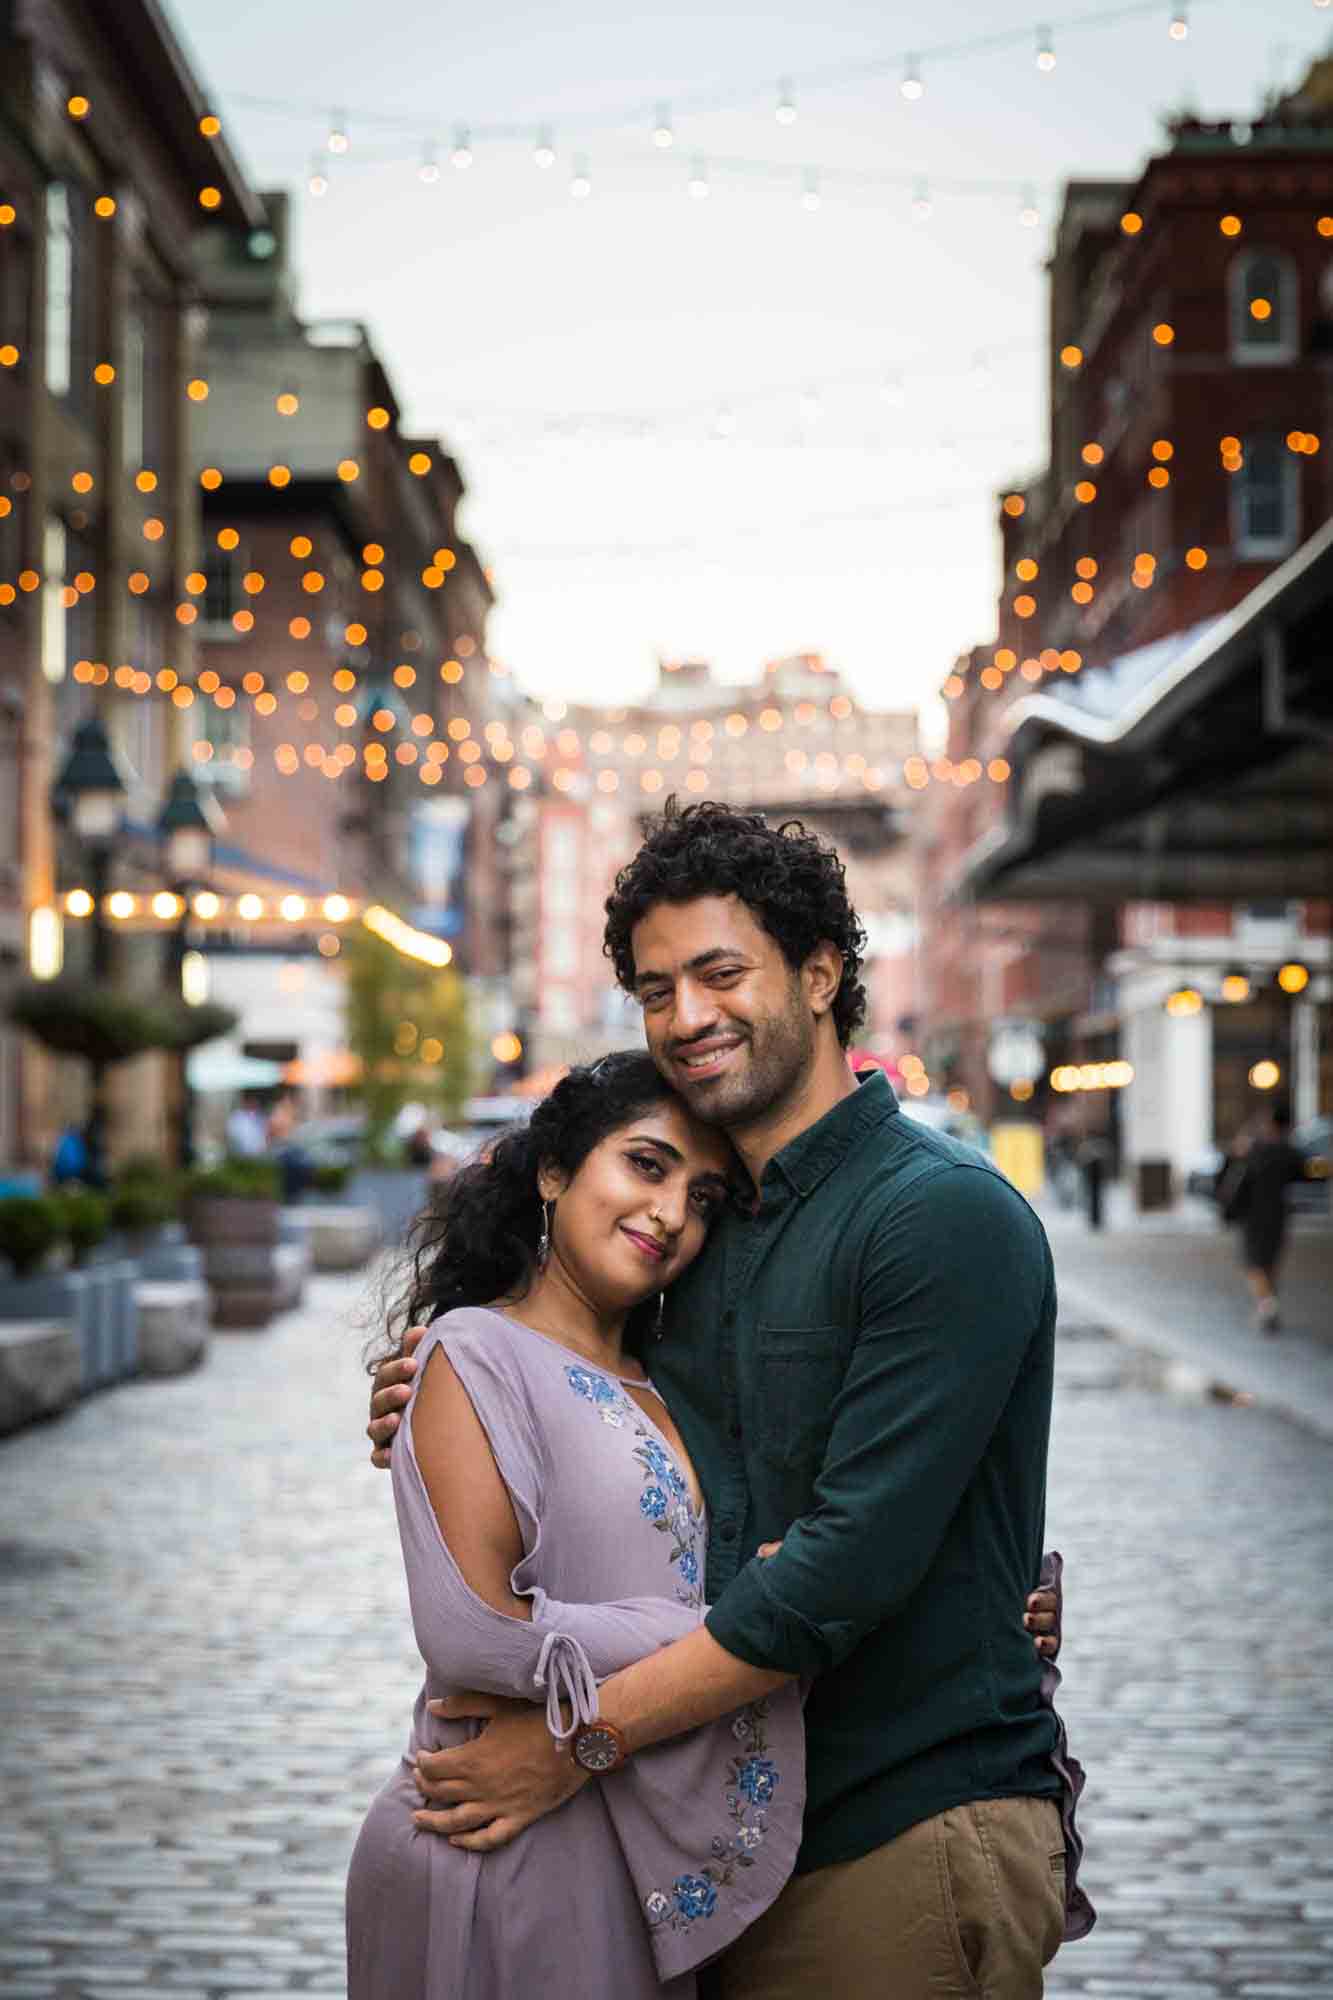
705, 1558, 859, 1676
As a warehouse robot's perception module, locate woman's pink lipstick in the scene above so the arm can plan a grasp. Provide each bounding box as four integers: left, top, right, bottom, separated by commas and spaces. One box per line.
622, 1228, 667, 1262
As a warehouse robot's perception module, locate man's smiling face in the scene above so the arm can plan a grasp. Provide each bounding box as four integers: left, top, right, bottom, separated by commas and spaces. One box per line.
630, 895, 818, 1131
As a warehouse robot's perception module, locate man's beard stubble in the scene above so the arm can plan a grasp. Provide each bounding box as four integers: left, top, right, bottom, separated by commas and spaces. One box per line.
677, 986, 816, 1135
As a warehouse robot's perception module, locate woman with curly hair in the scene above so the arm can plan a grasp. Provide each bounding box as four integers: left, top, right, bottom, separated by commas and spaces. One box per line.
346, 1052, 808, 1998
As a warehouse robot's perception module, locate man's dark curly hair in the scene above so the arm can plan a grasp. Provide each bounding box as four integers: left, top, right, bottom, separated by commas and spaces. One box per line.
603, 799, 868, 1047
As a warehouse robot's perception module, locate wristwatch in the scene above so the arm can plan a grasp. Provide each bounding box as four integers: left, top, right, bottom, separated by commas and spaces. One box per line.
571, 1719, 631, 1774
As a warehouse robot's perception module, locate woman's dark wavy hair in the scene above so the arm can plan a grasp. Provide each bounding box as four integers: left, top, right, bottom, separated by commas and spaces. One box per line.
603, 798, 868, 1048
371, 1051, 679, 1371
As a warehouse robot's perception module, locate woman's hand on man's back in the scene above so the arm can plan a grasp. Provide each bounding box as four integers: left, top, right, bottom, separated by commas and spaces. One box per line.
367, 1323, 427, 1466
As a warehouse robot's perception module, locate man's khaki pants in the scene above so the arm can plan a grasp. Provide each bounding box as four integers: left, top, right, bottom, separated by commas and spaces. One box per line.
717, 1796, 1067, 1999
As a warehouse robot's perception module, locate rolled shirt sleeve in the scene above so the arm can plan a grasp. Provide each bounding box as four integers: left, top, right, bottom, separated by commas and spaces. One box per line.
705, 1164, 1053, 1677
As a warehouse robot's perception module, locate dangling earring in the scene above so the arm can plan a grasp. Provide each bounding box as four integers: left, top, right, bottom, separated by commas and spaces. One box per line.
538, 1199, 554, 1271
654, 1291, 666, 1340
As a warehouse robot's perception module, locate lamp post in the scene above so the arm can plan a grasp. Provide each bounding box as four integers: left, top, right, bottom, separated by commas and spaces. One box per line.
51, 718, 129, 1185
157, 769, 225, 1170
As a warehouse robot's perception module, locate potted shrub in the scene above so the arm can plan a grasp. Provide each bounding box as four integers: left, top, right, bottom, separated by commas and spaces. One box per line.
109, 1156, 180, 1243
52, 1188, 110, 1266
0, 1196, 83, 1435
186, 1159, 284, 1329
0, 1195, 63, 1279
0, 1193, 99, 1397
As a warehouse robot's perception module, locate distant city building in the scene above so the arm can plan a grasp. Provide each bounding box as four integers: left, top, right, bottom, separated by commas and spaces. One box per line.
189, 200, 513, 1089
504, 655, 921, 1071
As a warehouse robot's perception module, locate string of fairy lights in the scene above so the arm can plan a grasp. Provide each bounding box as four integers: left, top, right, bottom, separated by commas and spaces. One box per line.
3, 97, 1333, 800
52, 891, 456, 965
215, 0, 1211, 218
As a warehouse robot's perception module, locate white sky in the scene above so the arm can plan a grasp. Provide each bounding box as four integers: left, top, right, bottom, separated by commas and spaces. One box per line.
169, 0, 1329, 724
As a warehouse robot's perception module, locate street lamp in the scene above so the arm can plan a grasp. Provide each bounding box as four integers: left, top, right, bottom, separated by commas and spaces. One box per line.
158, 768, 224, 897
52, 716, 128, 982
157, 769, 225, 1169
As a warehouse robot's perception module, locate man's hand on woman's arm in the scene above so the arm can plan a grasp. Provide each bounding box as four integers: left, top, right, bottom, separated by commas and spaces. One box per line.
366, 1323, 427, 1466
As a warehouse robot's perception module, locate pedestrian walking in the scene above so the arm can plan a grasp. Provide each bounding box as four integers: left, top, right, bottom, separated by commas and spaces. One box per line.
225, 1091, 269, 1160
365, 800, 1090, 1997
1220, 1101, 1307, 1334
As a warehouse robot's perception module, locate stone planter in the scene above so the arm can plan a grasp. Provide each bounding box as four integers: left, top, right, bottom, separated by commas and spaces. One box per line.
112, 1222, 203, 1284
0, 1270, 99, 1390
187, 1195, 282, 1330
293, 1203, 381, 1272
0, 1320, 82, 1435
135, 1280, 210, 1376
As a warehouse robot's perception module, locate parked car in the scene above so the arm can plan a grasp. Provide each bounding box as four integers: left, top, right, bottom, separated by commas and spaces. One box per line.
287, 1115, 366, 1171
1184, 1148, 1226, 1200
897, 1095, 991, 1155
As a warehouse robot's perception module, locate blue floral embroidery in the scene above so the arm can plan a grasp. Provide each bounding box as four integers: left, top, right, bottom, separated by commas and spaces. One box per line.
646, 1703, 776, 1935
735, 1755, 778, 1805
672, 1875, 717, 1921
563, 1365, 703, 1607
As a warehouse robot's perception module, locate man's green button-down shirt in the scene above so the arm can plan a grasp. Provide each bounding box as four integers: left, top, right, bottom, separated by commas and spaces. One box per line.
654, 1070, 1060, 1874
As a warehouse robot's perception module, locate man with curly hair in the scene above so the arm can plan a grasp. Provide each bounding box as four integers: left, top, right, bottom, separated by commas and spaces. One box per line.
371, 799, 1087, 1996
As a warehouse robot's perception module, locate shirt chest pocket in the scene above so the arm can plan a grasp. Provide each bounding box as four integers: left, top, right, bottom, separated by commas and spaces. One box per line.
752, 1325, 850, 1503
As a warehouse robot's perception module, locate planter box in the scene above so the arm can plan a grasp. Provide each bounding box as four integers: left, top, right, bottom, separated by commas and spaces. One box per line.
295, 1203, 380, 1273
187, 1195, 281, 1245
115, 1223, 203, 1284
188, 1195, 282, 1330
0, 1270, 97, 1390
91, 1258, 139, 1382
0, 1320, 82, 1435
135, 1280, 210, 1376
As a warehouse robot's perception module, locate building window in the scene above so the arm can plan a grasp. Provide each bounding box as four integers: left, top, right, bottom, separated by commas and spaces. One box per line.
197, 694, 252, 794
45, 185, 73, 395
1232, 434, 1299, 559
1229, 251, 1298, 365
122, 306, 145, 471
202, 546, 244, 630
41, 519, 67, 683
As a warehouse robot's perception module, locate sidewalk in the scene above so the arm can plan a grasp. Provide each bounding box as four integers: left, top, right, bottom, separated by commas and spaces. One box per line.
1038, 1183, 1333, 1441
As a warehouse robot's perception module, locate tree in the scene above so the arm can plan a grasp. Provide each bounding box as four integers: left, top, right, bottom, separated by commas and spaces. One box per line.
342, 929, 474, 1157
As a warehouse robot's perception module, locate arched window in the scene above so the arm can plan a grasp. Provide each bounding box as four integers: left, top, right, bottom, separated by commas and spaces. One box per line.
1229, 251, 1298, 364
1231, 433, 1299, 559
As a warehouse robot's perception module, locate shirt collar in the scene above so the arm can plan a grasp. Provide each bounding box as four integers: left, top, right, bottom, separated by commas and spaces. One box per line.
764, 1068, 900, 1202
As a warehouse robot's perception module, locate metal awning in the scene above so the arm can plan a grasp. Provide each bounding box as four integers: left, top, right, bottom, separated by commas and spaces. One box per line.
953, 518, 1333, 905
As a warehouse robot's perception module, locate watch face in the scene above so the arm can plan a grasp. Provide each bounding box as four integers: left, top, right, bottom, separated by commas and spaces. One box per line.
574, 1727, 621, 1773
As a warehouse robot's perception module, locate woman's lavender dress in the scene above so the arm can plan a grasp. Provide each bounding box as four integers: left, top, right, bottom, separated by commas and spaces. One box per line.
346, 1307, 805, 1997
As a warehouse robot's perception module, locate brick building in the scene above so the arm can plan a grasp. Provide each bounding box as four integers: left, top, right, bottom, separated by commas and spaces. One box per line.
503, 655, 921, 1072
918, 69, 1333, 1165
0, 0, 258, 1166
186, 198, 507, 1086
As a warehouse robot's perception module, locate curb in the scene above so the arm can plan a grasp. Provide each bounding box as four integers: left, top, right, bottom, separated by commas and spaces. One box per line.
1054, 1270, 1333, 1446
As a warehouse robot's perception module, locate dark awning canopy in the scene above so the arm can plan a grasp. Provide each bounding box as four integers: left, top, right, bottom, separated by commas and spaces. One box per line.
953, 518, 1333, 906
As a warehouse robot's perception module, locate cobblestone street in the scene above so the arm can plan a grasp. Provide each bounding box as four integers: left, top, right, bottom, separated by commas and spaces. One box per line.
2, 1271, 1331, 1999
